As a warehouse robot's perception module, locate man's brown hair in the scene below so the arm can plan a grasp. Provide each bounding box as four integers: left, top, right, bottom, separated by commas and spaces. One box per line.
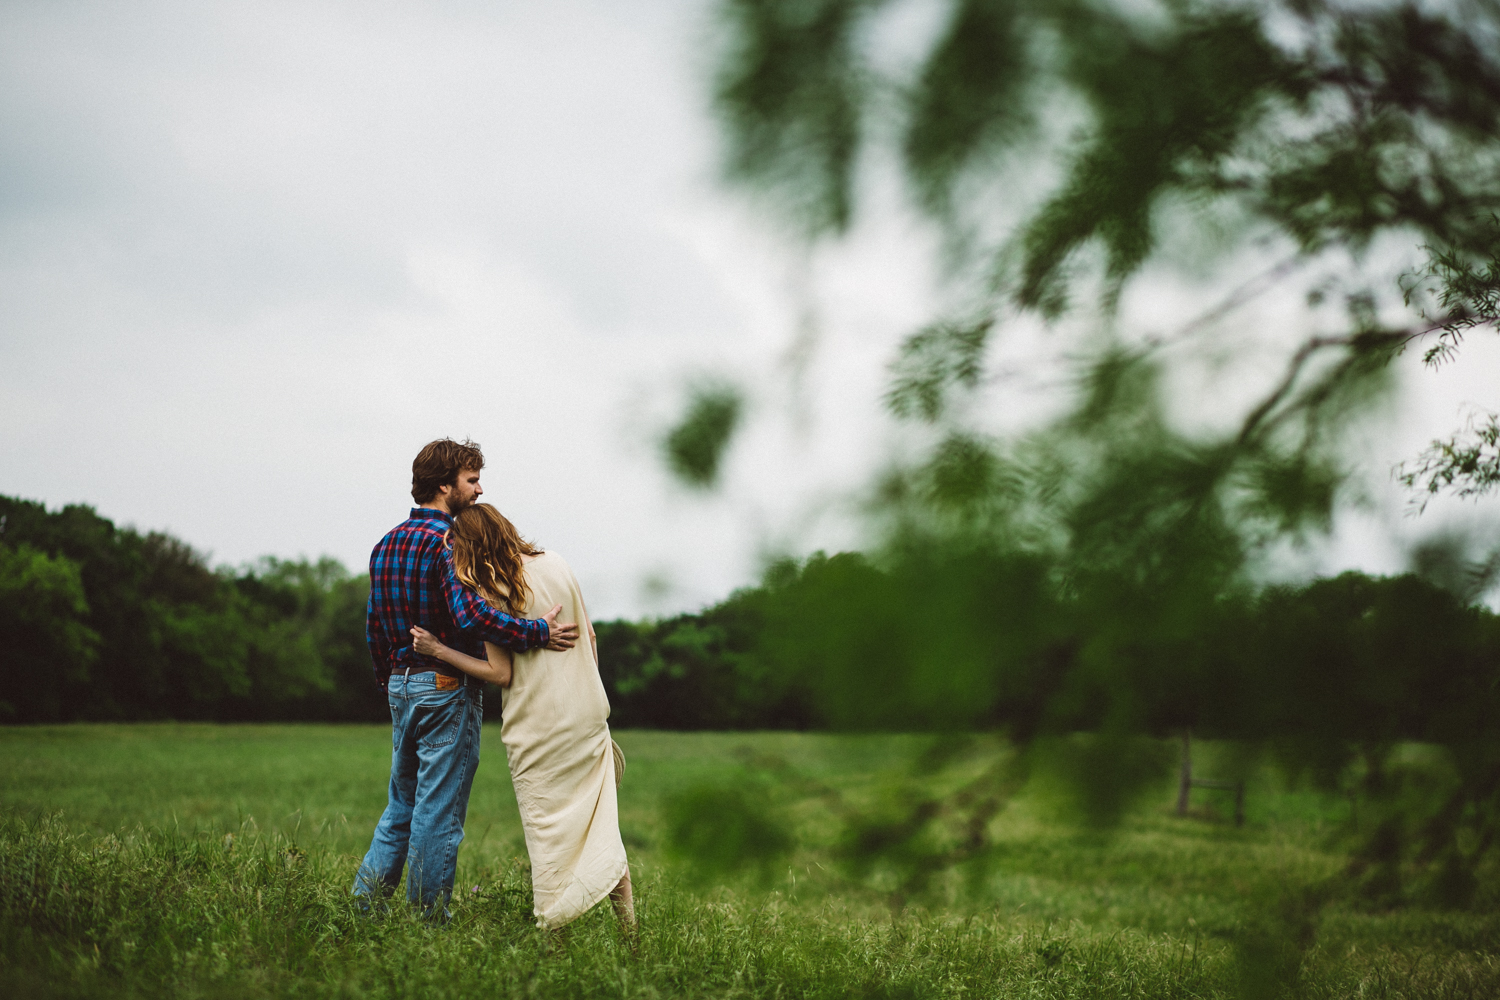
411, 438, 485, 504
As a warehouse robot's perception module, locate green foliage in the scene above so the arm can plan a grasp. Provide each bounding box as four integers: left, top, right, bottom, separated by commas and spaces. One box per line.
715, 0, 882, 235
1022, 4, 1289, 309
1391, 231, 1500, 500
663, 383, 743, 488
594, 499, 1500, 908
716, 0, 1500, 308
0, 495, 380, 723
0, 543, 99, 722
1400, 409, 1500, 504
903, 0, 1030, 216
703, 0, 1500, 934
1232, 881, 1330, 1000
1414, 237, 1500, 364
663, 777, 794, 884
745, 544, 1500, 901
596, 578, 815, 729
709, 0, 1500, 520
885, 319, 992, 422
1030, 735, 1178, 829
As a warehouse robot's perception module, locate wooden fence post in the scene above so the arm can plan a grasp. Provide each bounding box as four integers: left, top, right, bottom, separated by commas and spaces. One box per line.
1175, 730, 1246, 826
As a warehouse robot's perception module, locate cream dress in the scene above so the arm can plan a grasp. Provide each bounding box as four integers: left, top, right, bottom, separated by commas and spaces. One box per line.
499, 551, 627, 929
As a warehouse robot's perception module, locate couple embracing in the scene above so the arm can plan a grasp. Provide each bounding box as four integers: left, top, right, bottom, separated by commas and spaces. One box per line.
353, 438, 633, 931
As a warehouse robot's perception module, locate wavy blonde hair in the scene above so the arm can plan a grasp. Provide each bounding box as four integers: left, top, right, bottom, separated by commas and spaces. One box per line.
448, 504, 541, 614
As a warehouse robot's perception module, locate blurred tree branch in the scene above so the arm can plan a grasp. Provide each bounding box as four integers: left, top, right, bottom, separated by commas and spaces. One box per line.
675, 0, 1500, 949
706, 0, 1500, 492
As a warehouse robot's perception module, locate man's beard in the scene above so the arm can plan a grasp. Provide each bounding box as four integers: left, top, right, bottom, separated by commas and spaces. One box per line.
446, 488, 479, 513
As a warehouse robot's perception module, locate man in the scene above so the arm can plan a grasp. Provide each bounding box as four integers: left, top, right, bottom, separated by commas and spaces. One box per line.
354, 437, 578, 916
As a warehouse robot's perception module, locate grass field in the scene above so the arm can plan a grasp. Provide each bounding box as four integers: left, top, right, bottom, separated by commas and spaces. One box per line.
1, 725, 1496, 998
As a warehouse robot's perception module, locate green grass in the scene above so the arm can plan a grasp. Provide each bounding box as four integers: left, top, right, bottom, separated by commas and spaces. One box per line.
1, 725, 1496, 998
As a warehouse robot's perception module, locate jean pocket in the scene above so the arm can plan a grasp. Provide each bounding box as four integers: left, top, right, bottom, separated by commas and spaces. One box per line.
417, 694, 464, 750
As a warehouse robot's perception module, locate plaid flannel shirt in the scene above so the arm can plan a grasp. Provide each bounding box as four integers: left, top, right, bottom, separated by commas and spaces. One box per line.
366, 506, 550, 689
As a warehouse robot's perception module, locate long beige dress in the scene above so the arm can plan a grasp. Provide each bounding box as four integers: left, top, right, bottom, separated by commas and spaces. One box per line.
499, 551, 627, 929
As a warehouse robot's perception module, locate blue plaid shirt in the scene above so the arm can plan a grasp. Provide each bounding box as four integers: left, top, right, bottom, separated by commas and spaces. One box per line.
366, 507, 549, 689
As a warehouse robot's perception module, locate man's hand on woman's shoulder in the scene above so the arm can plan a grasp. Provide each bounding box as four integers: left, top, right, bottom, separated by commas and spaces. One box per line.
540, 604, 579, 650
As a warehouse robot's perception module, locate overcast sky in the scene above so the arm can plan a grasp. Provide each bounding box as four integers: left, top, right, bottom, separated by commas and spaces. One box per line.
3, 0, 1497, 619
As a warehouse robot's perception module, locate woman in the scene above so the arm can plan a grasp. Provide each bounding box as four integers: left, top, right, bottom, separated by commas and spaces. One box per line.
409, 503, 633, 932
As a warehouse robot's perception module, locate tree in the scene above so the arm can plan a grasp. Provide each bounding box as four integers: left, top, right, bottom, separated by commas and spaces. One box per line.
662, 0, 1500, 975
0, 543, 99, 722
711, 0, 1500, 493
0, 496, 382, 723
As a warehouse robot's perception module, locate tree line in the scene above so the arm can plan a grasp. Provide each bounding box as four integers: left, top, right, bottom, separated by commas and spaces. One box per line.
5, 493, 1497, 744
0, 495, 379, 724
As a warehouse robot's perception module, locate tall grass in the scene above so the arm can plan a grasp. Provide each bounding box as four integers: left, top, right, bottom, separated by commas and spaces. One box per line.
0, 813, 1224, 998
2, 726, 1497, 998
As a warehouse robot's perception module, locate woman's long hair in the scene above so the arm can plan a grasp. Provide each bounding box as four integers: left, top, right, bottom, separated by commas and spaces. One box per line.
448, 503, 541, 614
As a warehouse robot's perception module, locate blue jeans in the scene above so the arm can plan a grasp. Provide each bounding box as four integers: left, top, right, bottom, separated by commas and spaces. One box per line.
353, 671, 483, 915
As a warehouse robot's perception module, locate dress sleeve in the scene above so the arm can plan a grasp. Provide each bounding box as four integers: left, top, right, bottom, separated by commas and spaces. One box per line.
439, 550, 550, 652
